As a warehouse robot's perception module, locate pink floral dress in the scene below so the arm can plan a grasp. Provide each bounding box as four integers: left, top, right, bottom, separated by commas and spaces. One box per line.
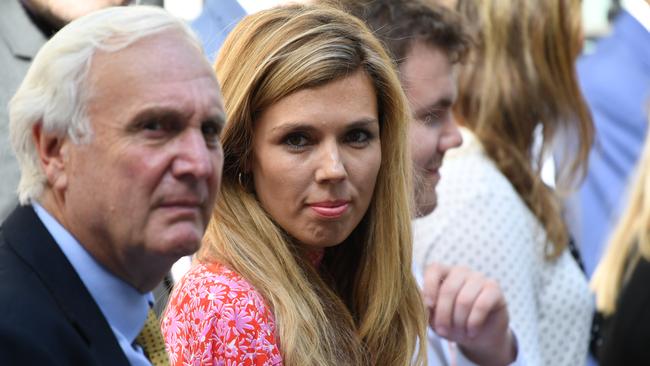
161, 261, 283, 366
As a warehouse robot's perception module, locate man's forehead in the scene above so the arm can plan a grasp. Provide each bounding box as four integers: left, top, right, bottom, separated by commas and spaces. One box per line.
87, 31, 215, 89
83, 31, 222, 121
89, 30, 208, 77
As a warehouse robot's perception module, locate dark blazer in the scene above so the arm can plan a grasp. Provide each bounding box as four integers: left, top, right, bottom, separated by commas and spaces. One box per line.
599, 257, 650, 365
0, 205, 130, 365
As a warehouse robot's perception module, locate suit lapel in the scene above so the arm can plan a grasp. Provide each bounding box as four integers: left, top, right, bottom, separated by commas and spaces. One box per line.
2, 205, 130, 366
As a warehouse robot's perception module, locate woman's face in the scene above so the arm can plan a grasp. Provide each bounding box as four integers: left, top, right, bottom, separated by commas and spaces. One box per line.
251, 70, 381, 249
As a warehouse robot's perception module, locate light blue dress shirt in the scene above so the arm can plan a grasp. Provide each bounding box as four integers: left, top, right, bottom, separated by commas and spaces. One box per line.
191, 0, 246, 62
33, 203, 154, 366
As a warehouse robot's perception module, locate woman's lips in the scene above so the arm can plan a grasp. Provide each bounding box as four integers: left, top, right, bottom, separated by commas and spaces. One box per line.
309, 201, 350, 218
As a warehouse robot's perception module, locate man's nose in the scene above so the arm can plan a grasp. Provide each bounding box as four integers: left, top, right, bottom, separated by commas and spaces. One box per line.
172, 129, 216, 179
314, 141, 347, 183
439, 114, 463, 152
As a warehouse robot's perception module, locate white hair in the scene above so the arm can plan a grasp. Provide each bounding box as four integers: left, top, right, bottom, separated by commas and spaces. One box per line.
9, 5, 204, 204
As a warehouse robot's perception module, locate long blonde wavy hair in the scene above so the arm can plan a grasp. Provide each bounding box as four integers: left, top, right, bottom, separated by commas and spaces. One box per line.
199, 4, 427, 365
592, 117, 650, 315
453, 0, 594, 259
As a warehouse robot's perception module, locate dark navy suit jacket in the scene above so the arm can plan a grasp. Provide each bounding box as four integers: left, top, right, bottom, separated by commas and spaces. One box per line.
0, 205, 130, 365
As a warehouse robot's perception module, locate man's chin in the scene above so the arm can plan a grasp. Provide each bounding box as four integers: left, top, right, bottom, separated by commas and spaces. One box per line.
415, 197, 438, 218
414, 190, 437, 218
155, 227, 204, 258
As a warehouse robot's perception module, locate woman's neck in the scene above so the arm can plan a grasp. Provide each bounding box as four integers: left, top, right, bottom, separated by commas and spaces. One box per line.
302, 247, 325, 268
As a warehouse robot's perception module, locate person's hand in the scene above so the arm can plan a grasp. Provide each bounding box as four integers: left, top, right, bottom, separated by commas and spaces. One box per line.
422, 263, 517, 366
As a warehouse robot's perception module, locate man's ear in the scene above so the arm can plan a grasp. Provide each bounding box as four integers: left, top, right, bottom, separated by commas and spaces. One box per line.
32, 123, 69, 191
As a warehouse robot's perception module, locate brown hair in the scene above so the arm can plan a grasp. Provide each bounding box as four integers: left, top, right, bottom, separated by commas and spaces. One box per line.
324, 0, 471, 65
454, 0, 594, 259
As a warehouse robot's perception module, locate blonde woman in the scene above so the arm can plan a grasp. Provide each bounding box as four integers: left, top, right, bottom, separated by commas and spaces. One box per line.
160, 4, 425, 365
162, 4, 519, 366
591, 116, 650, 365
412, 0, 595, 365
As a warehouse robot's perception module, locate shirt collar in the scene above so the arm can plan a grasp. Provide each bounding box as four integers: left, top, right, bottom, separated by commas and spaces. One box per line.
623, 0, 650, 32
32, 202, 151, 344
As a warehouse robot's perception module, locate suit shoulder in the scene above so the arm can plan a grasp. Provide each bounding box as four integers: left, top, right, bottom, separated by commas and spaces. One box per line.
0, 237, 98, 364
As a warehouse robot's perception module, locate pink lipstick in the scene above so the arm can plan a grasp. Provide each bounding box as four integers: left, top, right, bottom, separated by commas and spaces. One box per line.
309, 201, 349, 218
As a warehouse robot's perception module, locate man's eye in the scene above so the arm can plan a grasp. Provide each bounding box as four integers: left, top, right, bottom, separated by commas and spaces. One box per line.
201, 122, 221, 144
423, 111, 442, 125
143, 120, 164, 131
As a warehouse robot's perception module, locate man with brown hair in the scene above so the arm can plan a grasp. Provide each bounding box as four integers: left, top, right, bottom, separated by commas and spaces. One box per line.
333, 0, 469, 217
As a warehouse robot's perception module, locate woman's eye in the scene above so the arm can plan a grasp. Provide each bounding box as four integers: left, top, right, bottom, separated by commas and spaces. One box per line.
345, 129, 372, 146
284, 133, 309, 149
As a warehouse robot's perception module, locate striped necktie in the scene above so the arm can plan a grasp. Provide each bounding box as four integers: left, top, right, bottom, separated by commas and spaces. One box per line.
135, 308, 170, 366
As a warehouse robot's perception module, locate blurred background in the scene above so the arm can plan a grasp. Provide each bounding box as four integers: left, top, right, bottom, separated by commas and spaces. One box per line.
161, 0, 620, 39
157, 0, 623, 65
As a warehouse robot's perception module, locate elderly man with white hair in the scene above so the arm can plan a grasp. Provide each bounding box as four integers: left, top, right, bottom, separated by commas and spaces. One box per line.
0, 0, 133, 221
0, 6, 224, 365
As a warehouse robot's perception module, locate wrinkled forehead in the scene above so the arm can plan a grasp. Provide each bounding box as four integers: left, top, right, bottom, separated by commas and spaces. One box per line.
86, 29, 217, 98
83, 31, 222, 123
91, 29, 209, 76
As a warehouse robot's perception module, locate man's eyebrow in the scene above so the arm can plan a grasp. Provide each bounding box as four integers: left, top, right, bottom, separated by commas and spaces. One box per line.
129, 107, 226, 127
130, 107, 183, 124
414, 98, 454, 118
